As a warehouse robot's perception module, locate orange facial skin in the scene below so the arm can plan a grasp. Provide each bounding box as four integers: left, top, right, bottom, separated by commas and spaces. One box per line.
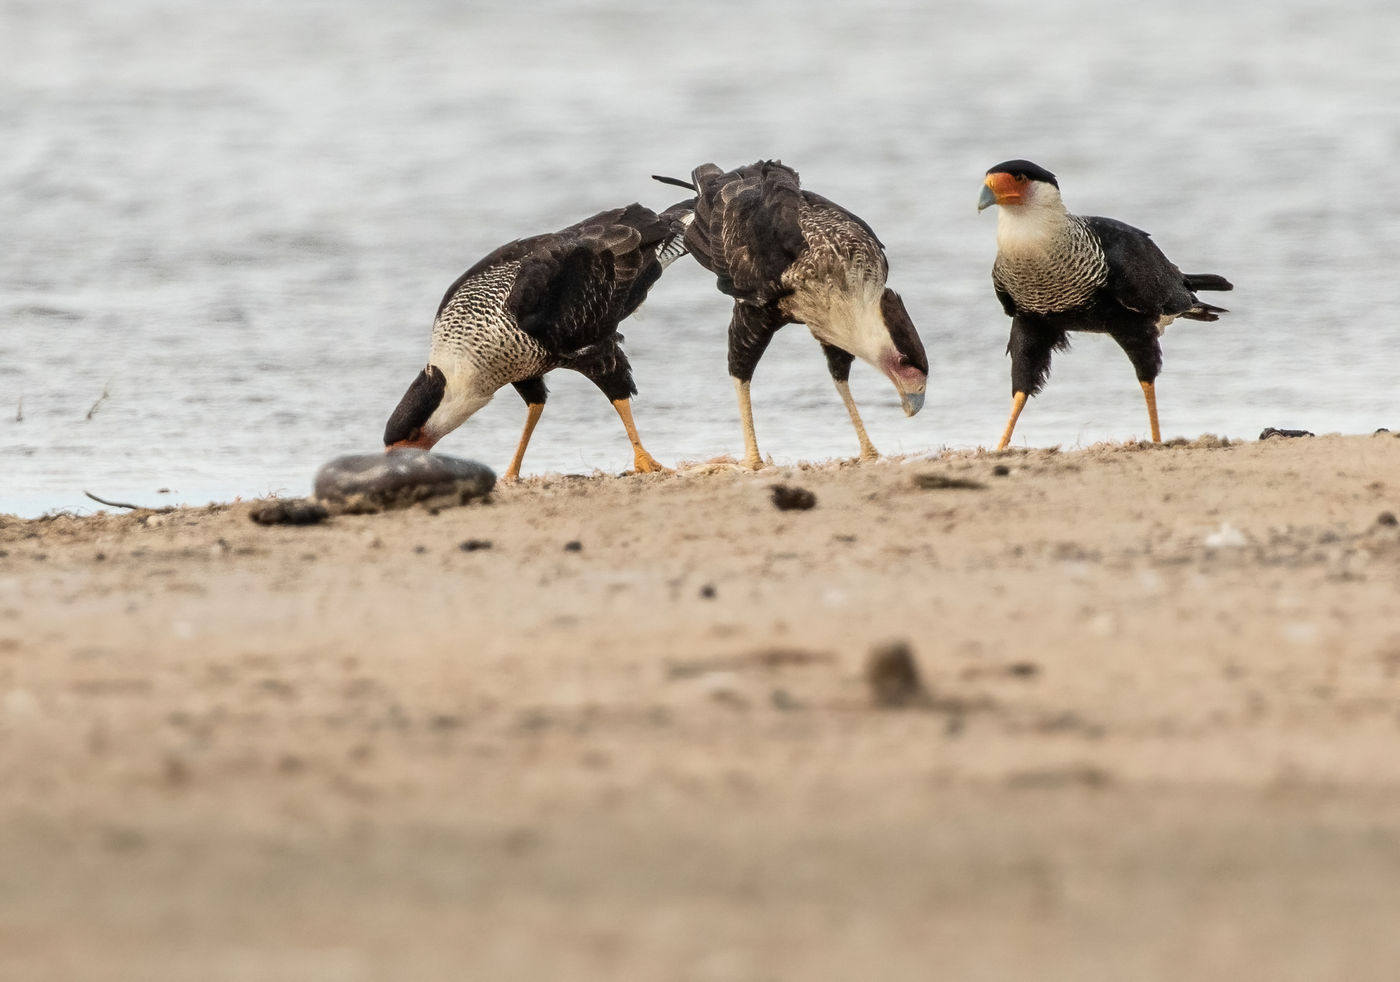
984, 170, 1029, 207
385, 429, 436, 452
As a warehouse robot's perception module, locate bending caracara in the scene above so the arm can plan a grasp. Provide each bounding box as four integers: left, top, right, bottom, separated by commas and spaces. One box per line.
656, 160, 928, 469
384, 202, 689, 480
977, 159, 1232, 450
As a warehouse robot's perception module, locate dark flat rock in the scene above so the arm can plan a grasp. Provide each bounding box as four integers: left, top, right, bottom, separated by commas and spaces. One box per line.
313, 449, 496, 514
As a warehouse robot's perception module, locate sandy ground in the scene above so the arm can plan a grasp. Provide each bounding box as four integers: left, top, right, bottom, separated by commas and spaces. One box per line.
5, 433, 1400, 980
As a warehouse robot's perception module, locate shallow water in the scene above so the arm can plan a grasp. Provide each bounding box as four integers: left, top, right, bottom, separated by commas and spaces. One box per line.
4, 0, 1398, 516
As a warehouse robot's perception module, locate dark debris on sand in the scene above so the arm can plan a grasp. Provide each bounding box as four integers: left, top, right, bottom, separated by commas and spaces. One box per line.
913, 473, 987, 491
1260, 427, 1314, 440
770, 485, 817, 511
248, 499, 330, 526
865, 640, 931, 708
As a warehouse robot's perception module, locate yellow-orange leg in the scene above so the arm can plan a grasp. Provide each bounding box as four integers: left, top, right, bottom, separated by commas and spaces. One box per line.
733, 378, 764, 470
1141, 380, 1161, 443
995, 391, 1029, 451
610, 398, 670, 474
834, 379, 879, 461
502, 402, 545, 482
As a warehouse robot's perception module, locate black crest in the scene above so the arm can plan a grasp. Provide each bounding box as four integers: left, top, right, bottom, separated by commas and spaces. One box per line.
383, 364, 446, 445
986, 159, 1059, 188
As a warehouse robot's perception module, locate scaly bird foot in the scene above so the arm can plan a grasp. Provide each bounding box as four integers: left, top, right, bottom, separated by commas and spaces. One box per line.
629, 451, 672, 475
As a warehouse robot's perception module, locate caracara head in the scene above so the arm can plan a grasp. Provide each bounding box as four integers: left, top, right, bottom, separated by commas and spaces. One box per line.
876, 288, 928, 416
384, 364, 453, 451
977, 159, 1061, 212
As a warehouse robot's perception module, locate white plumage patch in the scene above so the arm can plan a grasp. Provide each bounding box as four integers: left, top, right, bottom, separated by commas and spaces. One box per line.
995, 200, 1067, 256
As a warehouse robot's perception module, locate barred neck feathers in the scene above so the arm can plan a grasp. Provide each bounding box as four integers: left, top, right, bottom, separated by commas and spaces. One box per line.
424, 258, 551, 436
994, 191, 1108, 315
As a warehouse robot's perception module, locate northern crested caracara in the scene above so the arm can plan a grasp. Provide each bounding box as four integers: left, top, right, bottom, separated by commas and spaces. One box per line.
655, 160, 928, 469
383, 202, 689, 481
977, 159, 1232, 450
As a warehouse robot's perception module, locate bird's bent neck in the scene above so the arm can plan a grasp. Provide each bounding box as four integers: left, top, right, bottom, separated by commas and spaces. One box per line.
423, 360, 496, 440
804, 284, 890, 367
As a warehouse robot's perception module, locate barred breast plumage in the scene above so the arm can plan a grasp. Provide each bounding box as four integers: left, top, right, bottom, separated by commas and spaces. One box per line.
993, 216, 1108, 315
429, 259, 553, 392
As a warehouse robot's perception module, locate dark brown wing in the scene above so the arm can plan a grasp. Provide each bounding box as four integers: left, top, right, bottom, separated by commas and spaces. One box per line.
685, 160, 806, 302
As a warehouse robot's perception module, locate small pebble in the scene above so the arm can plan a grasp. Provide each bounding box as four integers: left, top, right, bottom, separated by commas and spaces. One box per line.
992, 465, 1011, 477
865, 640, 929, 708
1259, 427, 1314, 440
1378, 512, 1398, 527
563, 540, 583, 552
770, 484, 817, 511
699, 584, 717, 599
460, 539, 493, 552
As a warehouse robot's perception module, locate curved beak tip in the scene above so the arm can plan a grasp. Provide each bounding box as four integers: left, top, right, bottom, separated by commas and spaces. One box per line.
977, 185, 998, 212
900, 391, 926, 417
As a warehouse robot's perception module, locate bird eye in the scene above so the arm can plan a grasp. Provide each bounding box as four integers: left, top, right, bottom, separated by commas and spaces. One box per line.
1013, 174, 1028, 183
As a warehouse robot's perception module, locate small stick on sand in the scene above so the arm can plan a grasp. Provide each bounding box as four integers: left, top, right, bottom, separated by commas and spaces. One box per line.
86, 383, 111, 420
83, 490, 173, 512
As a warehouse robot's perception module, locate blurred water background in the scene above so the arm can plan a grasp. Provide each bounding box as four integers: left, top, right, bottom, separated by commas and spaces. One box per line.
3, 0, 1398, 516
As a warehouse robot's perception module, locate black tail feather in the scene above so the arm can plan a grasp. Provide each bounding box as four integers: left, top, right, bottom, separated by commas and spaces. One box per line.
652, 173, 697, 191
1184, 273, 1232, 292
1180, 302, 1228, 322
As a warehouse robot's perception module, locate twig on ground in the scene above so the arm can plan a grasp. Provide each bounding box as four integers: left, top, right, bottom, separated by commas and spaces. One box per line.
86, 383, 111, 420
83, 490, 174, 512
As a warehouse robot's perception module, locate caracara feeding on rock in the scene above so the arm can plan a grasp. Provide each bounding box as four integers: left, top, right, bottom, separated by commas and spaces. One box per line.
977, 159, 1232, 450
655, 160, 928, 469
383, 202, 690, 480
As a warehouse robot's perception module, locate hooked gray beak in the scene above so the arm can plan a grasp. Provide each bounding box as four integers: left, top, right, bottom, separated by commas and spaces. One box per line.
977, 184, 998, 212
900, 390, 925, 417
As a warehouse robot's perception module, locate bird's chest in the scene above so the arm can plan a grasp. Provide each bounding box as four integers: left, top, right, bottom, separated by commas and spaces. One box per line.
431, 263, 554, 385
994, 228, 1108, 315
779, 252, 882, 330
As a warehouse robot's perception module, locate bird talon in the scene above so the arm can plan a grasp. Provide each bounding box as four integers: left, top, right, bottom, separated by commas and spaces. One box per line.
629, 453, 671, 475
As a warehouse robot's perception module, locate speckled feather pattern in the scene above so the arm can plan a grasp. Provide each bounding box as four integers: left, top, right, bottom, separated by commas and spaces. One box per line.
993, 215, 1108, 316
430, 259, 553, 393
780, 195, 889, 322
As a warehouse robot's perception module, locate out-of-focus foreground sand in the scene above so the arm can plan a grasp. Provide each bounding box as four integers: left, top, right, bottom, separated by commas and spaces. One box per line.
4, 434, 1400, 981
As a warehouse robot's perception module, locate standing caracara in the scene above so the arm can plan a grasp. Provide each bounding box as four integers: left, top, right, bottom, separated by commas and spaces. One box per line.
384, 202, 689, 480
656, 160, 928, 469
977, 159, 1232, 450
